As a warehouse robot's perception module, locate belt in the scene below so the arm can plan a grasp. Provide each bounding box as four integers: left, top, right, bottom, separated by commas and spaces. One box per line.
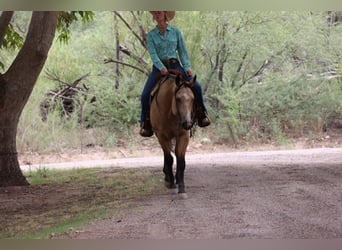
162, 58, 178, 69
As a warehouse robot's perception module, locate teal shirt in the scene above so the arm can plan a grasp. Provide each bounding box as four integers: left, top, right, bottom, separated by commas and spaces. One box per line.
147, 25, 191, 71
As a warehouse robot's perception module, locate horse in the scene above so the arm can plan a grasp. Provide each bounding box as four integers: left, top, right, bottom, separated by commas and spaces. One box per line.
150, 71, 196, 198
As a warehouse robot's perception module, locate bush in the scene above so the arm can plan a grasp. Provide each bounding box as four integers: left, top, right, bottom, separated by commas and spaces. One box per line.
237, 76, 342, 141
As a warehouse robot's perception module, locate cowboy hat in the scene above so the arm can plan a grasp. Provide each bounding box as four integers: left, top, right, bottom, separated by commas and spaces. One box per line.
149, 11, 175, 21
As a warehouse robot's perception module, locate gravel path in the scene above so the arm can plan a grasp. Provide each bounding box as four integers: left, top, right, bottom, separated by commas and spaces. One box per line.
21, 147, 342, 171
49, 147, 342, 239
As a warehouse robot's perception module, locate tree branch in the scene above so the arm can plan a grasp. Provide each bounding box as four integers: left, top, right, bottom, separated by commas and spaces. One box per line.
104, 57, 149, 76
231, 51, 248, 88
113, 11, 146, 49
130, 11, 147, 49
45, 69, 71, 86
119, 44, 148, 66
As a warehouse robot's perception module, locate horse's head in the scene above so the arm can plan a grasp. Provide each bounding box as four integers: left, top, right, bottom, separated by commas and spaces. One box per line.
173, 75, 196, 130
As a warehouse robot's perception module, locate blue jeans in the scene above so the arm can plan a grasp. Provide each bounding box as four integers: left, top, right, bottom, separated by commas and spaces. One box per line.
140, 60, 207, 124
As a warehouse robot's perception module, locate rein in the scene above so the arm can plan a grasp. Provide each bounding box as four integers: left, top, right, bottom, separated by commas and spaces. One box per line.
153, 74, 176, 109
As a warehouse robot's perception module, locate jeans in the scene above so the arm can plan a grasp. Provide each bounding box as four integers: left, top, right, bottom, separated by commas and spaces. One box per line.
140, 60, 207, 124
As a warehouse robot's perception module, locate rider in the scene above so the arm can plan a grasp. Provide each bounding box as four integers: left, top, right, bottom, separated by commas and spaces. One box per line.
140, 11, 211, 137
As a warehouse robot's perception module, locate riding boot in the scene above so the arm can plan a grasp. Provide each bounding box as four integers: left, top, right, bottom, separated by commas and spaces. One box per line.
196, 107, 211, 127
139, 118, 154, 137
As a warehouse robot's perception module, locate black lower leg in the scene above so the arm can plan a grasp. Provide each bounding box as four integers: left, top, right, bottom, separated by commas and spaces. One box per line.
176, 156, 186, 193
163, 154, 175, 188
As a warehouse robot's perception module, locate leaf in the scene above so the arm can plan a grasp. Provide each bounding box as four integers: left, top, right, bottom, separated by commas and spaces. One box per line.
57, 11, 94, 43
2, 24, 24, 50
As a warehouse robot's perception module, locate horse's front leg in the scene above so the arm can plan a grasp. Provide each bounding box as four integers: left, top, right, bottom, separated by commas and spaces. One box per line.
175, 134, 190, 194
163, 152, 175, 189
159, 137, 175, 189
175, 155, 186, 193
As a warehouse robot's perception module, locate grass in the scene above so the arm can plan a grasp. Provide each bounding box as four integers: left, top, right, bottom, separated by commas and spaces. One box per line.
0, 167, 163, 239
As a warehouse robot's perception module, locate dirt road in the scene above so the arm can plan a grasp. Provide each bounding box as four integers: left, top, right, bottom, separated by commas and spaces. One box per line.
52, 148, 342, 239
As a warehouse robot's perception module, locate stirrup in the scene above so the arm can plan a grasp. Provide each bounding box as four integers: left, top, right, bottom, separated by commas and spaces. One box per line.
139, 127, 154, 137
198, 112, 211, 127
139, 119, 154, 137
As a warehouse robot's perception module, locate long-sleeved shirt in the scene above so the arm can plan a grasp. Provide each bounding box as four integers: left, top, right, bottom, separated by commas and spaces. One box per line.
147, 25, 191, 71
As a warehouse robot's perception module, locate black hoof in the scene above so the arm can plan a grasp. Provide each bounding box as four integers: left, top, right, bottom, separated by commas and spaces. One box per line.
178, 186, 186, 194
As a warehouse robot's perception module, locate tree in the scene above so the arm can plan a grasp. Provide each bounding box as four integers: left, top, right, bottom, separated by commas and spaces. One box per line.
0, 11, 93, 187
104, 11, 150, 87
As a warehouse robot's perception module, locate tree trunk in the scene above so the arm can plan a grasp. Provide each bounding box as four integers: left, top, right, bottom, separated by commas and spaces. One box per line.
0, 11, 58, 187
0, 77, 28, 186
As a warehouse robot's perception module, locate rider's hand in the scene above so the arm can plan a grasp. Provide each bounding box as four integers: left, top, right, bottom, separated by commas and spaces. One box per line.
186, 70, 193, 77
161, 68, 168, 75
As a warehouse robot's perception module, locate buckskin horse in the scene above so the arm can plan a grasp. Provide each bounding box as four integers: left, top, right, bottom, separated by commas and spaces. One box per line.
150, 71, 196, 198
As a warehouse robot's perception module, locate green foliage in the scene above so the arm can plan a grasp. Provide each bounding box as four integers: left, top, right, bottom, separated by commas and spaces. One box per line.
206, 79, 241, 143
81, 77, 140, 130
0, 11, 94, 70
1, 24, 24, 50
238, 76, 342, 141
57, 11, 94, 43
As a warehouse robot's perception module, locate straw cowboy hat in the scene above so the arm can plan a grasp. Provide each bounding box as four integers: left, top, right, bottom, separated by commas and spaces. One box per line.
149, 11, 175, 21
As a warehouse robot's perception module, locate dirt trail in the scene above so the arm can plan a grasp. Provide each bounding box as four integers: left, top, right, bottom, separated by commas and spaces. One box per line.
55, 147, 342, 239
